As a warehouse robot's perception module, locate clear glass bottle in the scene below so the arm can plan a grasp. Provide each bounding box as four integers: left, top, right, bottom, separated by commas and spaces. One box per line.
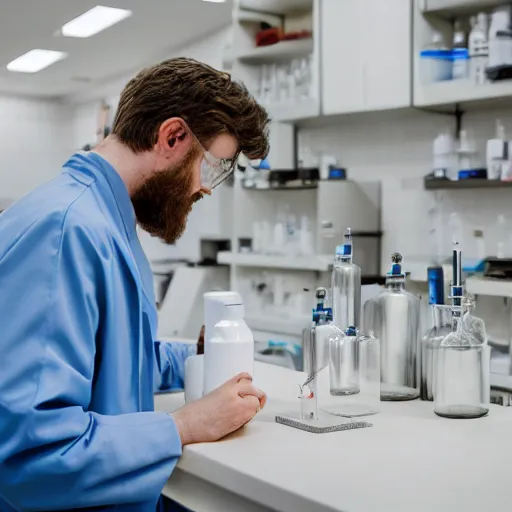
301, 288, 337, 419
331, 228, 361, 332
328, 328, 359, 397
434, 244, 490, 419
359, 332, 381, 407
433, 310, 490, 419
363, 253, 420, 401
421, 305, 452, 401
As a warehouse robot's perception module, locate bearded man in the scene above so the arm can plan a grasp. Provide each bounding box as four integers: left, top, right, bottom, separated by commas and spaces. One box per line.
0, 57, 270, 512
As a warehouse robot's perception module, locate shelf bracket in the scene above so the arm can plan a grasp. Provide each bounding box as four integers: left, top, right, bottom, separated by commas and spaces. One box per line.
454, 103, 464, 138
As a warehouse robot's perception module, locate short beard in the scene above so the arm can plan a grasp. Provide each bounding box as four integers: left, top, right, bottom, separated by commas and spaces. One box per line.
131, 148, 201, 244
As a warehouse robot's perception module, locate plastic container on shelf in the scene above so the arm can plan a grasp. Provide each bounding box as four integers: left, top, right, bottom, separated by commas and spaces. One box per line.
433, 129, 458, 181
419, 31, 452, 84
420, 50, 453, 84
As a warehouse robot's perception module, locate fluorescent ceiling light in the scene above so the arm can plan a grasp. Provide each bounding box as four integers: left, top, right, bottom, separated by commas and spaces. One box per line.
202, 0, 227, 2
7, 49, 67, 73
61, 5, 132, 38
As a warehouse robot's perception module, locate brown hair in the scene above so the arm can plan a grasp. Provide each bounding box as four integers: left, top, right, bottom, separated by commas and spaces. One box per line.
112, 57, 270, 160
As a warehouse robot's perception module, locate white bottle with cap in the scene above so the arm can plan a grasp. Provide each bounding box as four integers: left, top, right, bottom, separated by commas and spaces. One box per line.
469, 13, 489, 84
487, 120, 508, 180
203, 292, 254, 395
433, 129, 457, 180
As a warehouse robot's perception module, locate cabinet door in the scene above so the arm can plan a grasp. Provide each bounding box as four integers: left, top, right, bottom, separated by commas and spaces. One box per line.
321, 0, 365, 115
364, 0, 412, 110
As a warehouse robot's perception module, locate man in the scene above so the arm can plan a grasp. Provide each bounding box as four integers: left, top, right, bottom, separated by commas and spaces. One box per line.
0, 58, 270, 511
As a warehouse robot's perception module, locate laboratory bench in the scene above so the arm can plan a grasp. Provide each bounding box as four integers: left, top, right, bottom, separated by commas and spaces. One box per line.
155, 362, 512, 512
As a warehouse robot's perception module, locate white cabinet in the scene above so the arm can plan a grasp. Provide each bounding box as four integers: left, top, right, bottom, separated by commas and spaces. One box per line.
321, 0, 412, 115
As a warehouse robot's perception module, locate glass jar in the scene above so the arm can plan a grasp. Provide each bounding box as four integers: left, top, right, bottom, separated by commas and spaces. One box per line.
434, 311, 490, 419
363, 254, 420, 401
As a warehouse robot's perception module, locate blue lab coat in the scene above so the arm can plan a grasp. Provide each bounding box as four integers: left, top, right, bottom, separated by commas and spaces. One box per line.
0, 152, 195, 511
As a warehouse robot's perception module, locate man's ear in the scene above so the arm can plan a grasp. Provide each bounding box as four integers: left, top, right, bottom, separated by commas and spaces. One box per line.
156, 119, 188, 157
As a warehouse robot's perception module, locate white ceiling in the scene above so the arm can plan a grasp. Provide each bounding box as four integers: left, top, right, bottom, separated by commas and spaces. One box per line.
0, 0, 232, 99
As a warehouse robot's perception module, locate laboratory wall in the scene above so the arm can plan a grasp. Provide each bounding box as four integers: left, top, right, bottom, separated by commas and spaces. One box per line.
0, 95, 73, 206
300, 106, 512, 265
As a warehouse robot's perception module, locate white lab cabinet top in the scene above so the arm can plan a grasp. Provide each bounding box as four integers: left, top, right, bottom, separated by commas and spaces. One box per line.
157, 362, 512, 512
321, 0, 412, 115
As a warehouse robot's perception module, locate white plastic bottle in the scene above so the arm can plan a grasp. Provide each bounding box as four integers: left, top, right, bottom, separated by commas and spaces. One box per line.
469, 13, 489, 85
203, 302, 255, 394
486, 120, 507, 180
489, 6, 512, 69
433, 129, 457, 180
452, 20, 469, 80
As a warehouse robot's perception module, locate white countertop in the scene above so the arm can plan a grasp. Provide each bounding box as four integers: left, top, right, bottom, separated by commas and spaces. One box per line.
155, 363, 512, 512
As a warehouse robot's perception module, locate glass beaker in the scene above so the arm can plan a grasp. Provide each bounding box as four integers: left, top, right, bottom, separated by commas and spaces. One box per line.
328, 332, 359, 396
434, 312, 490, 419
421, 305, 452, 401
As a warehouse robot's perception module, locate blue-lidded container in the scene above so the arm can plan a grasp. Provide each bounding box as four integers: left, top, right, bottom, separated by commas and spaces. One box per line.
419, 49, 453, 84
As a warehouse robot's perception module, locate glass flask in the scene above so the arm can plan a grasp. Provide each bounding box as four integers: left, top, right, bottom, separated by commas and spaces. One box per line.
320, 329, 380, 417
434, 302, 490, 419
328, 329, 359, 396
421, 305, 452, 401
363, 253, 420, 401
331, 228, 361, 332
301, 287, 337, 418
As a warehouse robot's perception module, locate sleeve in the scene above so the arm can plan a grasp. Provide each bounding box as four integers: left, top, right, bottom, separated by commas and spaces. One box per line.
154, 341, 196, 391
0, 214, 182, 511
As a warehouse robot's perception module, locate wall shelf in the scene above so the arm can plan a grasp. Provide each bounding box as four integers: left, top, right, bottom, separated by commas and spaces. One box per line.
420, 0, 505, 17
466, 276, 512, 297
237, 38, 314, 64
262, 98, 320, 122
415, 80, 512, 110
246, 315, 310, 336
424, 178, 512, 190
217, 251, 332, 271
239, 0, 314, 15
236, 9, 283, 27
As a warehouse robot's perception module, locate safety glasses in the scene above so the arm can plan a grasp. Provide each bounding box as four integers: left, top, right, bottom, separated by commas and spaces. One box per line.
199, 148, 237, 191
181, 120, 237, 192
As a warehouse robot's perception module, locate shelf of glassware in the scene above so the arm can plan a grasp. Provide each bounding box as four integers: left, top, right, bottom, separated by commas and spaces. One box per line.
466, 275, 512, 297
217, 251, 332, 272
415, 79, 512, 109
420, 0, 505, 17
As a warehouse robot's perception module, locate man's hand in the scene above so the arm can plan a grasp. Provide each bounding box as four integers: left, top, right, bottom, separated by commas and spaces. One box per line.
172, 373, 266, 445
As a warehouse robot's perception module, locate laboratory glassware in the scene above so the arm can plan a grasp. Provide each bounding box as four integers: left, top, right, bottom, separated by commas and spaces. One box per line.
363, 252, 421, 401
328, 328, 359, 396
302, 287, 336, 419
420, 304, 452, 401
359, 332, 380, 403
331, 228, 361, 333
322, 328, 380, 417
434, 244, 490, 419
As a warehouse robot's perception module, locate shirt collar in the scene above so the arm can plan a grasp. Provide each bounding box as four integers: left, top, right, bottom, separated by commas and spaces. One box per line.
64, 151, 137, 239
